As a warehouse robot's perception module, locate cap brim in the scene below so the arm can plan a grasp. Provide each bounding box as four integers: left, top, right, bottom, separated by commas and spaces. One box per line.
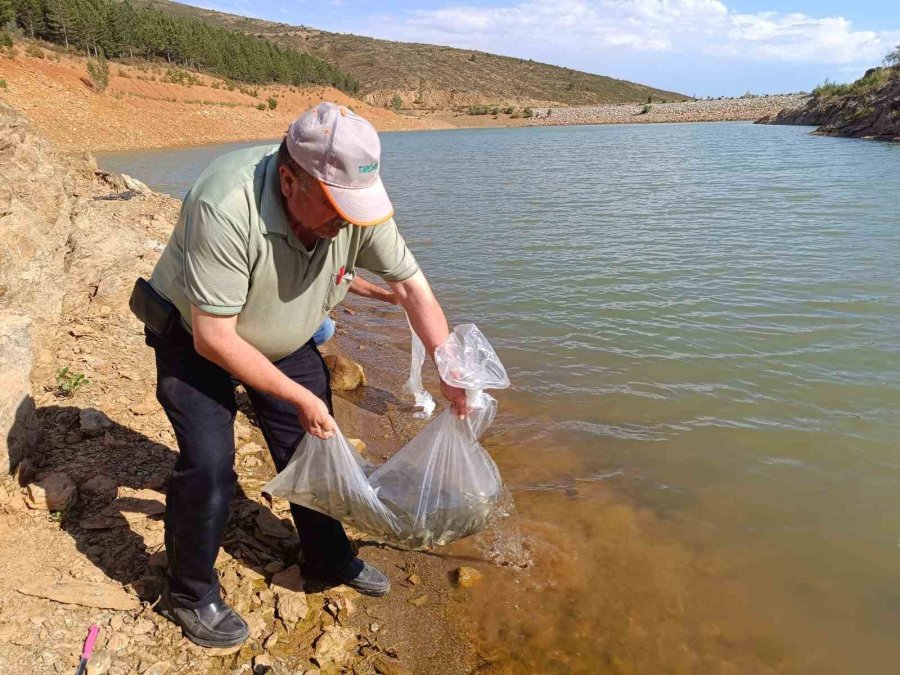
320, 176, 394, 227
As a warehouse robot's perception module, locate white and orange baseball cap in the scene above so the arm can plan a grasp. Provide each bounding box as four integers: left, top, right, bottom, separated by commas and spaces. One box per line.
286, 102, 394, 227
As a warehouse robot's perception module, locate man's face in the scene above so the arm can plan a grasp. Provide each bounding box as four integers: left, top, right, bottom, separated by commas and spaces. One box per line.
279, 164, 350, 239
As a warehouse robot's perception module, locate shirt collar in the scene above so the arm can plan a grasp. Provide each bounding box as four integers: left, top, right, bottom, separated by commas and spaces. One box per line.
258, 151, 290, 238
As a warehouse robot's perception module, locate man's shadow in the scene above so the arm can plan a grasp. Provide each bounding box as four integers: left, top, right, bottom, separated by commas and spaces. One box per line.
6, 399, 306, 601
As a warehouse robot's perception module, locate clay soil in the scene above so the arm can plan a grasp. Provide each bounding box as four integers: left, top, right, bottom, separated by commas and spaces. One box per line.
0, 45, 451, 153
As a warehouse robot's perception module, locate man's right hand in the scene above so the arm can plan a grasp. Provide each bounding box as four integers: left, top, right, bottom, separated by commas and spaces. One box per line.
295, 394, 337, 440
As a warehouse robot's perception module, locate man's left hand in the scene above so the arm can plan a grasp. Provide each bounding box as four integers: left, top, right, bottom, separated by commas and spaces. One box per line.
441, 381, 468, 420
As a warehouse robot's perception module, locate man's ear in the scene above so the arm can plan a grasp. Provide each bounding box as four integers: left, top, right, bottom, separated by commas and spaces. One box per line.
278, 164, 295, 199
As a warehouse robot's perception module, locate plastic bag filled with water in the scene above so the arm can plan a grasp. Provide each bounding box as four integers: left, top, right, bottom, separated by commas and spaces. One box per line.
263, 324, 509, 550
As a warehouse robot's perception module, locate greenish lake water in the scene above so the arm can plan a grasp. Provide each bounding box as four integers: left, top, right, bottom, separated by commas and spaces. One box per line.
99, 122, 900, 673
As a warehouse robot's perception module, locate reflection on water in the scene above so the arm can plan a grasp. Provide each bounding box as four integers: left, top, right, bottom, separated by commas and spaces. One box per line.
98, 123, 900, 674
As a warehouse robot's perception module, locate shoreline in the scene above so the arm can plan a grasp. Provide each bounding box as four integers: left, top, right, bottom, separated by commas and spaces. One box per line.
1, 48, 807, 153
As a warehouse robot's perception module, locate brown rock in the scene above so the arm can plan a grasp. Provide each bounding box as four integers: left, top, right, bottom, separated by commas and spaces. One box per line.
147, 549, 169, 571
323, 355, 367, 391
407, 594, 428, 607
252, 654, 274, 674
88, 651, 113, 675
26, 472, 77, 511
455, 566, 483, 588
141, 661, 171, 675
313, 626, 356, 667
79, 407, 113, 436
271, 565, 305, 593
256, 510, 294, 539
406, 574, 421, 586
18, 581, 140, 610
81, 474, 118, 501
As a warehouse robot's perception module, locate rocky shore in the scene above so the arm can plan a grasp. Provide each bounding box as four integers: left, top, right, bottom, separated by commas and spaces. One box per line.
758, 67, 900, 141
527, 94, 808, 127
0, 101, 481, 675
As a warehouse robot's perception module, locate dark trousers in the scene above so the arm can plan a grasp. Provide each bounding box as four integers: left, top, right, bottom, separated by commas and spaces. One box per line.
146, 323, 353, 608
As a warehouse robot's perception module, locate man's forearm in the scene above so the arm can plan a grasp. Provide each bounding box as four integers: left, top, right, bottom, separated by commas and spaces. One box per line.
348, 276, 397, 304
191, 309, 315, 407
389, 271, 450, 358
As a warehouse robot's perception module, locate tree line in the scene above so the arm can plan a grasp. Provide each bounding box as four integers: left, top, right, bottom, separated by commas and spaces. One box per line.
1, 0, 360, 93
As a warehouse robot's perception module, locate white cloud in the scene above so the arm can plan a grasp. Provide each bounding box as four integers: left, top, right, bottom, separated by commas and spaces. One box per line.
405, 0, 899, 65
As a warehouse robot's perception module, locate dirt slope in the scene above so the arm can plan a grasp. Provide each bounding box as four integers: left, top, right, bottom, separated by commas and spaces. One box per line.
0, 47, 447, 152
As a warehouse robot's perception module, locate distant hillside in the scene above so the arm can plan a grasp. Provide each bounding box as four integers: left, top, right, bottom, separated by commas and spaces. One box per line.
130, 1, 690, 108
759, 66, 899, 141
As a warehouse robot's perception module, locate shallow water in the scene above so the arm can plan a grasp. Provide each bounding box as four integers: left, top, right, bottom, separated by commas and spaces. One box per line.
98, 122, 900, 673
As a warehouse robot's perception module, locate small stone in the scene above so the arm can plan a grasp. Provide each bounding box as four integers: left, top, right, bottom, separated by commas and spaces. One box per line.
252, 654, 274, 674
264, 632, 279, 649
88, 650, 113, 674
18, 581, 139, 610
313, 626, 356, 667
455, 566, 483, 588
256, 510, 294, 539
131, 575, 164, 602
406, 574, 421, 586
347, 438, 366, 454
323, 355, 367, 391
407, 594, 428, 607
26, 472, 77, 511
81, 475, 118, 501
141, 661, 171, 675
131, 618, 154, 636
370, 622, 380, 632
79, 408, 113, 436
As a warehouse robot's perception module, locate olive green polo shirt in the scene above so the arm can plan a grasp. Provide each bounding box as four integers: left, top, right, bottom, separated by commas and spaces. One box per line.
150, 144, 419, 361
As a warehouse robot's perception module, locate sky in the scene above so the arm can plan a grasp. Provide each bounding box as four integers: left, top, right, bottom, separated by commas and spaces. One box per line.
191, 1, 900, 97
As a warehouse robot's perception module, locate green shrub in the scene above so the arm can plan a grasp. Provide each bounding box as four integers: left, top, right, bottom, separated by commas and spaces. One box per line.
849, 68, 891, 95
56, 367, 89, 397
0, 78, 6, 89
812, 78, 851, 98
86, 53, 110, 92
25, 43, 44, 59
267, 96, 277, 109
117, 69, 130, 78
523, 107, 534, 118
256, 102, 266, 110
885, 44, 900, 67
641, 103, 652, 114
391, 94, 402, 112
0, 31, 12, 48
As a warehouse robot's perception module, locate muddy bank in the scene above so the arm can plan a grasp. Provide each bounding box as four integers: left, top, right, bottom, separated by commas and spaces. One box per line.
757, 67, 900, 141
0, 101, 479, 674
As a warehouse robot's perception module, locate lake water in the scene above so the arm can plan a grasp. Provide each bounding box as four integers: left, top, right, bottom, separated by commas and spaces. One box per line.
98, 122, 900, 673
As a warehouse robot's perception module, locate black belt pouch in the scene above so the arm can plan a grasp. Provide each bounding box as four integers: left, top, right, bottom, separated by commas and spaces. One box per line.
129, 278, 179, 338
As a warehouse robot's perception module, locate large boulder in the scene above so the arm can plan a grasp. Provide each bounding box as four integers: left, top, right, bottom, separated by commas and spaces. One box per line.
26, 472, 77, 511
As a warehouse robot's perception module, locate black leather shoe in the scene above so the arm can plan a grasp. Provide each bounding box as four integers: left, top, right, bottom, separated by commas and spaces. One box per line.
306, 557, 391, 597
157, 588, 249, 648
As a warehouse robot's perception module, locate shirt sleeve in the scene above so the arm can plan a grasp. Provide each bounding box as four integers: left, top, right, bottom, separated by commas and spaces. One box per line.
181, 199, 249, 315
355, 217, 420, 282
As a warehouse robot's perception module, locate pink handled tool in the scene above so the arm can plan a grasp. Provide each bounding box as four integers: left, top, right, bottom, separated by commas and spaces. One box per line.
74, 624, 100, 675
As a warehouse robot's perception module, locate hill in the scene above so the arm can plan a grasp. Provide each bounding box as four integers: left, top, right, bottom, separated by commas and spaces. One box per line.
758, 66, 899, 141
128, 0, 690, 108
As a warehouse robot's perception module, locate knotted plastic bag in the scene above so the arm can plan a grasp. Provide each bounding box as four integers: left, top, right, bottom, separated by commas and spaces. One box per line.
263, 324, 509, 550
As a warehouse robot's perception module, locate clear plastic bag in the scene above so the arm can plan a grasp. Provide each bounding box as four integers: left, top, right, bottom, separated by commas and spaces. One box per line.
264, 324, 509, 550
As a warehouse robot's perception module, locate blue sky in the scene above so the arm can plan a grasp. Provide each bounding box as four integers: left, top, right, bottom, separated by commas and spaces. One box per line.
192, 1, 900, 97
